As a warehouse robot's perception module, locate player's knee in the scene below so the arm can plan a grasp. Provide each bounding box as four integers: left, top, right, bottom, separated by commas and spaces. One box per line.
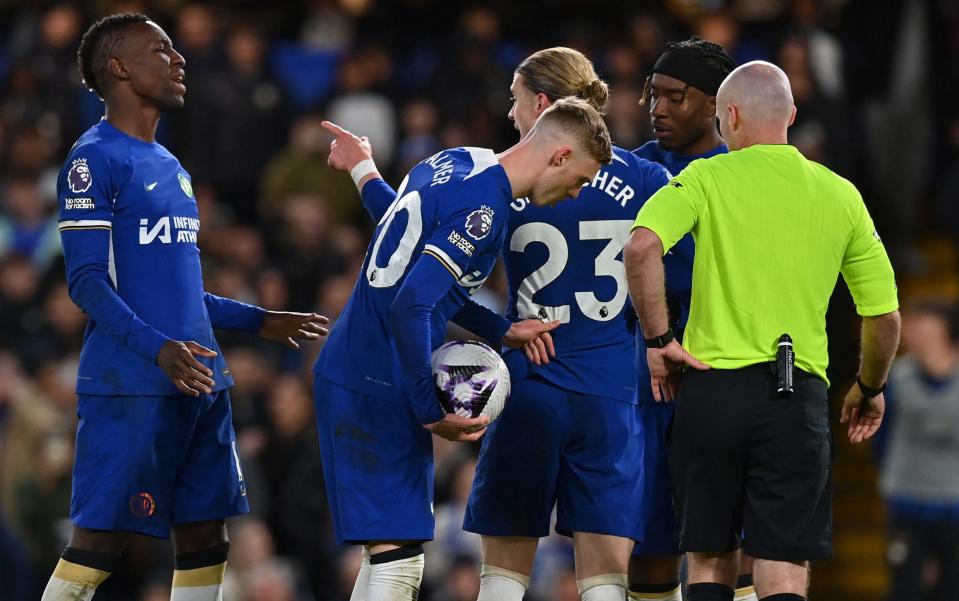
67, 527, 129, 554
367, 544, 425, 600
578, 573, 628, 601
171, 519, 228, 554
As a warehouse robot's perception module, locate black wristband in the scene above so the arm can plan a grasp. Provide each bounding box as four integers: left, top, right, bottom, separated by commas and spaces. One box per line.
644, 328, 675, 349
857, 375, 886, 399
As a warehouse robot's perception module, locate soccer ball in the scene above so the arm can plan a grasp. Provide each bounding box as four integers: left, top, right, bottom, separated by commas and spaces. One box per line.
431, 339, 510, 424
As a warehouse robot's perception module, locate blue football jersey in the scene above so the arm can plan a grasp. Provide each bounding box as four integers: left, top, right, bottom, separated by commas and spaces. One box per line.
502, 146, 670, 404
315, 148, 511, 413
58, 120, 263, 396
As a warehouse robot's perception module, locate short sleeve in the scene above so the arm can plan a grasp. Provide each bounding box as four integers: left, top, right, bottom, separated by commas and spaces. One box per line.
633, 162, 704, 254
422, 192, 501, 280
840, 191, 899, 316
57, 145, 117, 232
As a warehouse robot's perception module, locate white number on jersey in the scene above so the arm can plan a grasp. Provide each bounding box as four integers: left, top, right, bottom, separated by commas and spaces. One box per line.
511, 220, 634, 323
366, 176, 423, 288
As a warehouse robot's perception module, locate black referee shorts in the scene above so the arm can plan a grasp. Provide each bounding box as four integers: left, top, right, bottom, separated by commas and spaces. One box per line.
668, 363, 834, 561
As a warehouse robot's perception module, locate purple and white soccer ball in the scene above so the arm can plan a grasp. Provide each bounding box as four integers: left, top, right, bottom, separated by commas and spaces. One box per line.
431, 339, 510, 424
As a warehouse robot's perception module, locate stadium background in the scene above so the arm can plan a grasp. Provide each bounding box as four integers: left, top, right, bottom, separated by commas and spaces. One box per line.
0, 0, 956, 599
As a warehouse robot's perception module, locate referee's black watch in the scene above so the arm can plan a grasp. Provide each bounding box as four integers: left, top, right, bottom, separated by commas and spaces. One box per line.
644, 328, 675, 349
856, 375, 886, 399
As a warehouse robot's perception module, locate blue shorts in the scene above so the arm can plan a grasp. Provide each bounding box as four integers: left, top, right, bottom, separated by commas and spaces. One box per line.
71, 391, 248, 538
632, 398, 680, 556
313, 376, 435, 545
464, 376, 644, 540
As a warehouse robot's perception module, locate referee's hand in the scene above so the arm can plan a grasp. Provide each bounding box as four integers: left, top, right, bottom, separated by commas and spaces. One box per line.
647, 339, 710, 402
840, 384, 885, 444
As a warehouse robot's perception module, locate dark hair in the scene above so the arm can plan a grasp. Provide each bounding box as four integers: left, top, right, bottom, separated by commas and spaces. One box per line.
640, 36, 736, 106
906, 299, 959, 343
77, 12, 150, 97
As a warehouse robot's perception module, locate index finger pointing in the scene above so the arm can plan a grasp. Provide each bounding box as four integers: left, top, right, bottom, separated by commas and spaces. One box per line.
320, 120, 351, 138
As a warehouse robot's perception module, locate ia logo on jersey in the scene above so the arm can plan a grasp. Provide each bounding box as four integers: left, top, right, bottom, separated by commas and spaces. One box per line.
67, 158, 93, 193
465, 206, 494, 240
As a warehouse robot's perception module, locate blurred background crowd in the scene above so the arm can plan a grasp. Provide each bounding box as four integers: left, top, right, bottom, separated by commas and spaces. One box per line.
0, 0, 957, 599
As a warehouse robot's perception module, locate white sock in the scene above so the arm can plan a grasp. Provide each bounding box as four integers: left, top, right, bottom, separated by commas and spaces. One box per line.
579, 574, 628, 600
42, 558, 112, 601
367, 548, 425, 601
171, 563, 227, 601
351, 547, 372, 601
629, 584, 682, 600
477, 564, 529, 601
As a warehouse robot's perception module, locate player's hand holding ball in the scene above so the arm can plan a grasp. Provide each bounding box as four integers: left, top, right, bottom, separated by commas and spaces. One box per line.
424, 413, 490, 442
258, 311, 330, 349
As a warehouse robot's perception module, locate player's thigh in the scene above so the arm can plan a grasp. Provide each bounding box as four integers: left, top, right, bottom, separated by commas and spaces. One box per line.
314, 377, 434, 544
633, 399, 681, 557
172, 390, 249, 526
555, 394, 643, 540
464, 376, 566, 538
743, 370, 832, 561
71, 394, 200, 537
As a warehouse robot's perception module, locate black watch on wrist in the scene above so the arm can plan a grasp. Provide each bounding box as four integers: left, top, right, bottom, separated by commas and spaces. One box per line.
644, 328, 675, 349
856, 375, 886, 399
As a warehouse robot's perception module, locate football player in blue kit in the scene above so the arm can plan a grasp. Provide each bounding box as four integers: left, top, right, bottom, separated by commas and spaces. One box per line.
43, 13, 330, 601
324, 47, 671, 601
629, 38, 758, 601
313, 97, 612, 601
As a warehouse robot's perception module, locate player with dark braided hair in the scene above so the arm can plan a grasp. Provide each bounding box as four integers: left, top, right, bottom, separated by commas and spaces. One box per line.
628, 37, 759, 601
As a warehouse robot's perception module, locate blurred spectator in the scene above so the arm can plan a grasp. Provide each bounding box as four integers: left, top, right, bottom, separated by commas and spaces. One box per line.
207, 20, 289, 224
878, 299, 959, 601
425, 457, 482, 589
0, 176, 61, 270
326, 46, 397, 167
260, 112, 360, 226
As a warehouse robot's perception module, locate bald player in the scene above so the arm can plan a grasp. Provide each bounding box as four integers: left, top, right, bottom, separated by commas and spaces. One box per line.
625, 61, 901, 601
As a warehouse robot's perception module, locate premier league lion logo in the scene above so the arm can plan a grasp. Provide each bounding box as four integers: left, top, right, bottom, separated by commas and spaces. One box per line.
68, 158, 93, 194
465, 206, 493, 240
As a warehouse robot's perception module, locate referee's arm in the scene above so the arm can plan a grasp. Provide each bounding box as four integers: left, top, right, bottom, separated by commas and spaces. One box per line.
838, 190, 901, 443
625, 178, 709, 401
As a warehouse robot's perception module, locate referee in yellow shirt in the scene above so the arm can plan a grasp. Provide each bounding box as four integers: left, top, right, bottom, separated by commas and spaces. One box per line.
624, 61, 901, 601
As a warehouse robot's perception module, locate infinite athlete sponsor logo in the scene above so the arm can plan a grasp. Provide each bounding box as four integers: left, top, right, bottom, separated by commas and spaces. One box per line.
447, 231, 475, 257
68, 158, 93, 193
465, 206, 493, 240
130, 492, 156, 517
65, 197, 95, 210
139, 216, 201, 244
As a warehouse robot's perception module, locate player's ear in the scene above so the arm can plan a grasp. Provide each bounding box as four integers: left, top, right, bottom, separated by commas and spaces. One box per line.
727, 103, 739, 131
706, 95, 717, 119
787, 104, 797, 127
550, 146, 573, 167
109, 56, 130, 82
535, 92, 550, 113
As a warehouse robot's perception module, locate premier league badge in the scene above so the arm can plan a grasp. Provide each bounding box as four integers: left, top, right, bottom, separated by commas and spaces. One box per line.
465, 206, 494, 240
67, 158, 93, 193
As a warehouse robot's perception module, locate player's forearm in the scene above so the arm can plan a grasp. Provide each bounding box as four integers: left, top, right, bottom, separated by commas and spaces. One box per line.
388, 299, 446, 425
624, 227, 671, 339
451, 301, 511, 346
203, 292, 266, 333
360, 177, 396, 223
859, 310, 901, 387
69, 271, 169, 361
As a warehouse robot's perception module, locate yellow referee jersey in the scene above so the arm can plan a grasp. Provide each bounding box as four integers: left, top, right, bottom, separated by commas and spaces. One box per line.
634, 143, 898, 385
